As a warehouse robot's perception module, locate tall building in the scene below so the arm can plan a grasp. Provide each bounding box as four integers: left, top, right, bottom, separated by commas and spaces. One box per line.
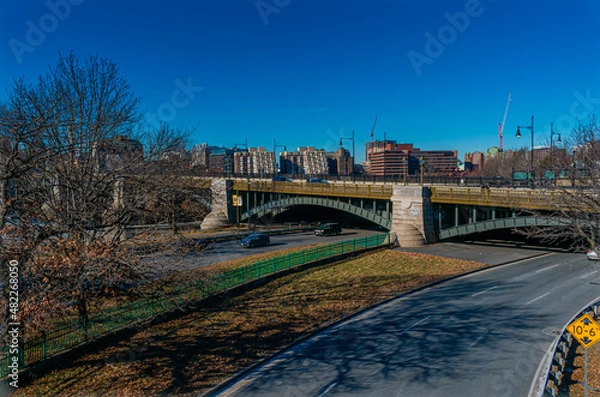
280, 150, 305, 174
190, 143, 217, 168
280, 147, 328, 175
413, 149, 459, 175
326, 147, 353, 175
300, 147, 328, 175
365, 140, 412, 176
464, 151, 485, 173
233, 147, 276, 175
366, 140, 457, 176
209, 148, 235, 174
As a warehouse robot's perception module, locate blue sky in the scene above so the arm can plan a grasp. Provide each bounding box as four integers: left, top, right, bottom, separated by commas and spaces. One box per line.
1, 0, 599, 162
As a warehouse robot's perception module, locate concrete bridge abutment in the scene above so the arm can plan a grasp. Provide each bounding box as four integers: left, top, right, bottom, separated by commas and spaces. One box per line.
200, 178, 234, 230
390, 186, 436, 247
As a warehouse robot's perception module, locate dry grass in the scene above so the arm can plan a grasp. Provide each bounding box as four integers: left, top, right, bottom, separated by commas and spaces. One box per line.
12, 250, 486, 397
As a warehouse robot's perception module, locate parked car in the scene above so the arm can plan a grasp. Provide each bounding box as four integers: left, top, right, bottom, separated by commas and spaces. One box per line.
314, 223, 342, 237
587, 249, 599, 260
272, 176, 293, 182
240, 233, 270, 248
306, 178, 329, 184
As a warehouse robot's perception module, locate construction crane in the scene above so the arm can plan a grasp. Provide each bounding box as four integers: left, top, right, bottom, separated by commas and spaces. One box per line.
370, 115, 378, 141
498, 92, 511, 151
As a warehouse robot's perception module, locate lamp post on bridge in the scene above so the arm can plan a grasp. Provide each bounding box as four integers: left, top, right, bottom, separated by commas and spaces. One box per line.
516, 116, 534, 189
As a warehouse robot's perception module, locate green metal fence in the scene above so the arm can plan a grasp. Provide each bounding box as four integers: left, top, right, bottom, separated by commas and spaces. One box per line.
0, 233, 391, 378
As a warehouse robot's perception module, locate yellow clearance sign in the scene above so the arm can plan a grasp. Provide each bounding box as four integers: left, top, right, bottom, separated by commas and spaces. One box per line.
232, 195, 243, 206
566, 313, 600, 349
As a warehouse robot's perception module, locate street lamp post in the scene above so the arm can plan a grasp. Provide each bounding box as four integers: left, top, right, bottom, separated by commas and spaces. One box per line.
516, 116, 535, 188
339, 130, 355, 182
550, 121, 562, 176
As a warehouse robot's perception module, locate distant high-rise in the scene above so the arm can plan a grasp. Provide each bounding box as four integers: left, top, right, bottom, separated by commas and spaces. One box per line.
280, 146, 328, 175
190, 143, 217, 168
209, 147, 236, 174
464, 151, 485, 173
366, 140, 458, 177
326, 147, 353, 175
234, 147, 276, 175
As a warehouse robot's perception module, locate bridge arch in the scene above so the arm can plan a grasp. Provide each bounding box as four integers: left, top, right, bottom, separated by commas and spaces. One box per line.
438, 216, 565, 240
240, 196, 392, 229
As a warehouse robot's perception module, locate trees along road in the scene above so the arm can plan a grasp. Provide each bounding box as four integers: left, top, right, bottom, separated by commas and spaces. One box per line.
210, 248, 600, 397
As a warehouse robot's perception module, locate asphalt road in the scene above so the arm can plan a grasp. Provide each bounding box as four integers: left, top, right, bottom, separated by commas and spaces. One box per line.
211, 246, 600, 397
142, 228, 385, 274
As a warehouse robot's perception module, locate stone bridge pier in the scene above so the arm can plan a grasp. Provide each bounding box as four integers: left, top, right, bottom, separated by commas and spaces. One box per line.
390, 186, 436, 247
200, 178, 234, 230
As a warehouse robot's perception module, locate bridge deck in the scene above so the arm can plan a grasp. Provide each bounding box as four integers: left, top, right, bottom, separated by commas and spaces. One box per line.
195, 177, 563, 210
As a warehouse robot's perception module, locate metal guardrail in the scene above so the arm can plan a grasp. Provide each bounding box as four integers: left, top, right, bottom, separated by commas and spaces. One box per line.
541, 302, 599, 397
0, 233, 392, 378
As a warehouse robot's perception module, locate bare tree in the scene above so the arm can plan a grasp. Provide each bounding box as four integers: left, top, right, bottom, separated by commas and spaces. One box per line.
478, 148, 529, 179
517, 117, 600, 250
0, 54, 203, 337
130, 124, 209, 234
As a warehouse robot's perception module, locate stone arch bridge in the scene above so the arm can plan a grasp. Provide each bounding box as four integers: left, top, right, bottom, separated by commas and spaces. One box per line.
198, 178, 566, 247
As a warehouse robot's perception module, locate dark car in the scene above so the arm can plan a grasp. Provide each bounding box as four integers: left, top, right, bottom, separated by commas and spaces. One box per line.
314, 223, 342, 236
240, 233, 270, 248
306, 178, 328, 183
272, 176, 293, 182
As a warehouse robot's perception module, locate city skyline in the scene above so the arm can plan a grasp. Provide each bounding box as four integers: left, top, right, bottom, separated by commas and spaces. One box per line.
1, 0, 599, 162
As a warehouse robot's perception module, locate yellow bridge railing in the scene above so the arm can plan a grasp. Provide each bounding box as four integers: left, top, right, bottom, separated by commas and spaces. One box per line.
430, 187, 559, 210
233, 180, 393, 200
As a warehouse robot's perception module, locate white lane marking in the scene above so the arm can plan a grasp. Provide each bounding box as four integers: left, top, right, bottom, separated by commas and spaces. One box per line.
580, 270, 598, 279
471, 286, 497, 297
318, 382, 338, 397
525, 292, 550, 306
535, 264, 559, 273
398, 316, 431, 337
